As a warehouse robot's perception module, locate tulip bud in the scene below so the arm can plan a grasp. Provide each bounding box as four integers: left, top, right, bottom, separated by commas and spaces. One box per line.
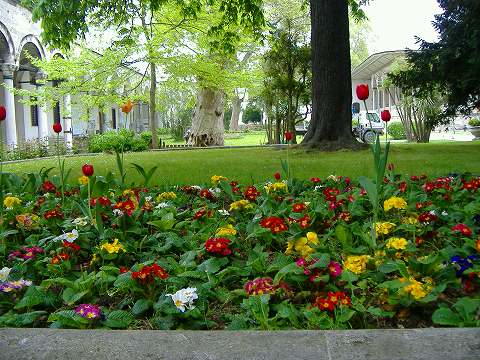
284, 131, 293, 141
0, 105, 6, 121
82, 164, 94, 177
356, 84, 369, 101
121, 100, 133, 114
274, 172, 281, 180
381, 109, 392, 122
53, 123, 62, 133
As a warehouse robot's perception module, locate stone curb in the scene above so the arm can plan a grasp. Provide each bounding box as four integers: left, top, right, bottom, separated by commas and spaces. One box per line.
0, 328, 478, 360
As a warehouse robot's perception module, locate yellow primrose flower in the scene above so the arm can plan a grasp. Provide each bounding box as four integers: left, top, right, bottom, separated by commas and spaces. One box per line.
216, 224, 237, 236
285, 237, 314, 257
100, 239, 126, 254
211, 175, 228, 185
344, 255, 370, 274
285, 232, 319, 257
156, 192, 177, 202
264, 182, 287, 194
229, 200, 253, 212
78, 176, 89, 185
386, 237, 408, 250
306, 232, 319, 245
400, 277, 430, 300
3, 196, 21, 209
401, 216, 418, 225
384, 196, 407, 211
375, 222, 396, 237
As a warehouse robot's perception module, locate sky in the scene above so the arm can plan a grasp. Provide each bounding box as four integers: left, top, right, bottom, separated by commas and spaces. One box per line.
364, 0, 442, 53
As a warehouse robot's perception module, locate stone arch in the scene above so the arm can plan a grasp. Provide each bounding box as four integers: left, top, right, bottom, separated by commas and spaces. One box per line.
16, 35, 46, 67
0, 21, 15, 63
51, 52, 66, 60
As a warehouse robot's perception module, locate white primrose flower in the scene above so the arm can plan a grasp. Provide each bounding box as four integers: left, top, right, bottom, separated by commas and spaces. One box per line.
166, 287, 198, 312
0, 267, 11, 282
63, 229, 79, 243
72, 217, 89, 227
156, 202, 170, 209
113, 209, 124, 217
145, 196, 152, 202
218, 209, 230, 216
209, 188, 221, 195
253, 213, 262, 221
441, 211, 449, 216
191, 185, 202, 191
429, 210, 437, 215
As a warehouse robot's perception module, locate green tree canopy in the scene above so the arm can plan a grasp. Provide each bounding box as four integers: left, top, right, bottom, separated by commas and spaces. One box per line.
390, 0, 480, 116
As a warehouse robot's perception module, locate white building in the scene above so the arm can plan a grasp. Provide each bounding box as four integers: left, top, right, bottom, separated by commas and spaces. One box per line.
0, 0, 151, 149
351, 50, 407, 119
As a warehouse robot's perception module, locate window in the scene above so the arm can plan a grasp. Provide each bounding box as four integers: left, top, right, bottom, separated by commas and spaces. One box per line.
111, 108, 117, 129
30, 96, 38, 126
367, 113, 381, 123
53, 101, 61, 124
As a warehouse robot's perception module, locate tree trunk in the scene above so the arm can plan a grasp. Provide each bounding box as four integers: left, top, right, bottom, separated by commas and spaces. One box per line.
188, 87, 225, 147
149, 62, 158, 149
275, 106, 281, 144
229, 95, 242, 131
302, 0, 364, 150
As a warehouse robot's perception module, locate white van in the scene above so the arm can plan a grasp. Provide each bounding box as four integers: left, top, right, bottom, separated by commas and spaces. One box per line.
352, 111, 385, 143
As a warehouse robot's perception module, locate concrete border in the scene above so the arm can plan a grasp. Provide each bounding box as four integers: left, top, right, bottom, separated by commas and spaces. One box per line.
0, 328, 478, 360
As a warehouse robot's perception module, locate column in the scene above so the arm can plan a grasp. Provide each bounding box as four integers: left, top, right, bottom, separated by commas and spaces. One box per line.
1, 64, 18, 147
35, 71, 49, 142
371, 76, 375, 112
63, 94, 73, 150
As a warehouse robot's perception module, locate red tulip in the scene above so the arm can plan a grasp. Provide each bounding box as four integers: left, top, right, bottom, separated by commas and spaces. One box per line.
274, 172, 281, 180
53, 122, 62, 133
0, 105, 6, 121
284, 131, 293, 141
381, 109, 392, 122
82, 164, 94, 177
356, 84, 369, 101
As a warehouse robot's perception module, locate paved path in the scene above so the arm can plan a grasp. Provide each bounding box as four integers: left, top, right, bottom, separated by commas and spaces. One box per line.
0, 328, 479, 360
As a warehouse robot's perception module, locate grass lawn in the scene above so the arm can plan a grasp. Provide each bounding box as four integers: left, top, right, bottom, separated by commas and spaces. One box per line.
3, 142, 479, 186
161, 130, 303, 146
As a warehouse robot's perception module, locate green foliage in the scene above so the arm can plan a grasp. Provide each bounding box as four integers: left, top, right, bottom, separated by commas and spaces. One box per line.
432, 298, 480, 327
27, 0, 265, 54
243, 103, 262, 124
468, 118, 480, 127
388, 0, 480, 116
387, 122, 406, 140
88, 130, 149, 153
261, 20, 311, 142
387, 59, 448, 143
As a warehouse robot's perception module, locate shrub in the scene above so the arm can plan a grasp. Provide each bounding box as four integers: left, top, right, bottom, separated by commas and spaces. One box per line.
468, 118, 480, 127
243, 104, 262, 124
88, 129, 148, 153
387, 122, 406, 140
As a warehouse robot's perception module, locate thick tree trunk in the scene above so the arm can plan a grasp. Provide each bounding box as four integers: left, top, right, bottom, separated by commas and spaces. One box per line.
229, 95, 242, 131
188, 87, 225, 147
302, 0, 364, 150
149, 62, 158, 149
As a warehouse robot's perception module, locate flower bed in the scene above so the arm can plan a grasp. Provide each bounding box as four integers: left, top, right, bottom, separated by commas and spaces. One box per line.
0, 167, 479, 330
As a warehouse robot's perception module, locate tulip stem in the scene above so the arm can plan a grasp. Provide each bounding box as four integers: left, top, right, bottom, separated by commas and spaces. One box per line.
56, 133, 65, 204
